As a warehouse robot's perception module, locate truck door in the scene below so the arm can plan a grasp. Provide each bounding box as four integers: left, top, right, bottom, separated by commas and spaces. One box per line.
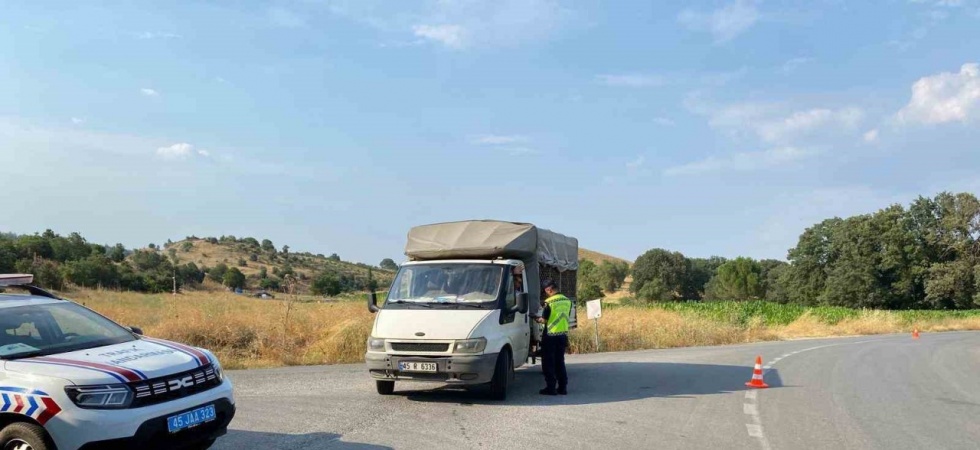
501, 269, 529, 365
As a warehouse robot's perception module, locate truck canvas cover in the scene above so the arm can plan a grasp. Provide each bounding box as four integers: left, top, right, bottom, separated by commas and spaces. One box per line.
405, 220, 578, 271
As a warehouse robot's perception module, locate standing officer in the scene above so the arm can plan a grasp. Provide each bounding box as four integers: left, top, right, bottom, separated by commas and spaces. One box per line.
536, 279, 571, 395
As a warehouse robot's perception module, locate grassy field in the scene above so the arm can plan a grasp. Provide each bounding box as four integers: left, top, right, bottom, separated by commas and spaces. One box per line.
68, 289, 980, 369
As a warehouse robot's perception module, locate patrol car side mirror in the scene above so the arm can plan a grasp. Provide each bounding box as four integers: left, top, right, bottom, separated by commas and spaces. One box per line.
129, 326, 144, 335
368, 292, 380, 313
513, 293, 528, 314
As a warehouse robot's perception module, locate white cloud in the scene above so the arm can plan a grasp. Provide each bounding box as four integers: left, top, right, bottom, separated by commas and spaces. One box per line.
70, 117, 84, 125
137, 32, 181, 40
626, 156, 645, 170
156, 143, 193, 159
156, 143, 211, 160
412, 24, 466, 49
268, 7, 306, 28
896, 63, 980, 125
653, 117, 676, 126
688, 96, 864, 144
757, 107, 864, 143
140, 88, 159, 97
677, 0, 760, 43
596, 74, 666, 88
863, 129, 880, 143
664, 147, 816, 176
470, 134, 528, 145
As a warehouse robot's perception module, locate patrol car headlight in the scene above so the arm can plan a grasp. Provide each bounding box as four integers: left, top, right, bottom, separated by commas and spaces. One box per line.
65, 384, 134, 409
367, 337, 386, 351
453, 337, 487, 354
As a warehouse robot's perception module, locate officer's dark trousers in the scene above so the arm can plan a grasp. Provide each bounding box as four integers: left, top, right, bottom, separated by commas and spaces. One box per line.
541, 334, 569, 390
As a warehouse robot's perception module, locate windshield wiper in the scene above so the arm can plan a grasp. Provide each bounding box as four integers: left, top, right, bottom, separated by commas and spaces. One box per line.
389, 300, 433, 308
453, 302, 490, 309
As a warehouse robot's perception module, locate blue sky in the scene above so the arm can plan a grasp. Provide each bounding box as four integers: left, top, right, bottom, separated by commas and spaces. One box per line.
2, 0, 979, 265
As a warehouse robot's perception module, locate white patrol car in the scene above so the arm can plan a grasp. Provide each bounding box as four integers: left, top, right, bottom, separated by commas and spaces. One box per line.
0, 275, 235, 450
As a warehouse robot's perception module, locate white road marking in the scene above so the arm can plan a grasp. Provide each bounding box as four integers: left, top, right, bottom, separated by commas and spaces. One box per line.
742, 336, 894, 450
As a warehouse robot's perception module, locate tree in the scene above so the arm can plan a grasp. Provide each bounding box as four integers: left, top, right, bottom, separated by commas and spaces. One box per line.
223, 267, 246, 289
180, 241, 194, 252
598, 260, 630, 293
258, 266, 268, 279
249, 253, 259, 262
208, 263, 229, 283
328, 253, 341, 262
704, 257, 764, 301
366, 267, 379, 292
630, 249, 690, 301
311, 272, 341, 296
261, 239, 276, 253
242, 237, 260, 248
281, 245, 290, 255
62, 255, 119, 288
379, 258, 398, 271
238, 258, 247, 267
108, 244, 127, 262
685, 256, 727, 300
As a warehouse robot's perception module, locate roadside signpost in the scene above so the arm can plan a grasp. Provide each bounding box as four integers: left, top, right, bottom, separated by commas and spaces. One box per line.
586, 299, 602, 351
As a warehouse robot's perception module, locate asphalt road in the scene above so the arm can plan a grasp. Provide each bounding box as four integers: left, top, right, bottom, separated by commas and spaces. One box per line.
213, 331, 980, 450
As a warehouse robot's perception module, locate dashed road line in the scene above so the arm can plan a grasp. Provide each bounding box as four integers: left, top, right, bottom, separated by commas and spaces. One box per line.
741, 338, 888, 450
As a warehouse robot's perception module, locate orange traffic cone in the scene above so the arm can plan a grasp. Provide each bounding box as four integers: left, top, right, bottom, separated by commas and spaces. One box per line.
913, 328, 920, 339
745, 355, 769, 389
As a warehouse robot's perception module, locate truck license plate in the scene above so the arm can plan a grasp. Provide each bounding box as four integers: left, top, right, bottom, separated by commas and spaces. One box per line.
399, 361, 438, 372
167, 404, 217, 433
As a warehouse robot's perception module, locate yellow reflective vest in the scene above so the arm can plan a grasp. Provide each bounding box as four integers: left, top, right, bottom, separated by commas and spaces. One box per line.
544, 294, 572, 335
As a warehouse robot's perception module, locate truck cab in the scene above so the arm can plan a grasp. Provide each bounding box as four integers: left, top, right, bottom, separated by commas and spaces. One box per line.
365, 259, 530, 400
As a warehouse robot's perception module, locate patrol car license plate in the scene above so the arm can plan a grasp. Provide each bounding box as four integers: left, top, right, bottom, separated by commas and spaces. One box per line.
168, 404, 217, 433
399, 361, 437, 372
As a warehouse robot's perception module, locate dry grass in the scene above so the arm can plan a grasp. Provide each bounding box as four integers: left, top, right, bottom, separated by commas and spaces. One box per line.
68, 289, 980, 369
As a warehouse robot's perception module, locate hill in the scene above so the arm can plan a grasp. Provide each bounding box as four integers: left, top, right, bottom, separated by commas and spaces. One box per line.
165, 236, 395, 295
579, 248, 631, 266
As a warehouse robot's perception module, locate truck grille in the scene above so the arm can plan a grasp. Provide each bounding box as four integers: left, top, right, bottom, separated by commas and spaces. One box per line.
390, 343, 450, 352
130, 365, 222, 407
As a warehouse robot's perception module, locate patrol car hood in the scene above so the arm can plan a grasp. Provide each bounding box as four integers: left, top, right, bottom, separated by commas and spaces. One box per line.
372, 309, 494, 340
3, 338, 212, 385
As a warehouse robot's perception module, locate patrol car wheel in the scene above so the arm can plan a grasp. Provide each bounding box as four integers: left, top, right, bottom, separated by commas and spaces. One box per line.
0, 422, 53, 450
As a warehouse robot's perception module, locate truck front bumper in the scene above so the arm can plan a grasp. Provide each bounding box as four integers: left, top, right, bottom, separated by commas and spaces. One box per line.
366, 352, 498, 385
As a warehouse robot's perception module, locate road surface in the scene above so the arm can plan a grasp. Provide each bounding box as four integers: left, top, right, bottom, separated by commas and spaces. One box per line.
213, 331, 980, 450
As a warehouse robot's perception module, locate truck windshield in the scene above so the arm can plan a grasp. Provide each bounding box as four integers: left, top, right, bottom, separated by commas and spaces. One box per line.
386, 264, 504, 309
0, 302, 137, 360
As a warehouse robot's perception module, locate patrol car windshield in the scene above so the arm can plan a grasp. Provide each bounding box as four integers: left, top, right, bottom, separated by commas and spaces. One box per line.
0, 303, 136, 360
386, 264, 504, 309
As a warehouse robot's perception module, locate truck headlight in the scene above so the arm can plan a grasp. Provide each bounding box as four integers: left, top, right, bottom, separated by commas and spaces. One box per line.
65, 384, 134, 409
368, 337, 386, 351
454, 337, 487, 354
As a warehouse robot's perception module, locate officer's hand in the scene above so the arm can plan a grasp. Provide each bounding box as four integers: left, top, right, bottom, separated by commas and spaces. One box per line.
535, 317, 546, 324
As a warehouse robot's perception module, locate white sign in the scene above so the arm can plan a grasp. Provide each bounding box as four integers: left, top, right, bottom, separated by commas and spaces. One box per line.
586, 299, 602, 320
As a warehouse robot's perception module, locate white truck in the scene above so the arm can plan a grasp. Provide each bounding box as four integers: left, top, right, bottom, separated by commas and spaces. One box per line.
0, 274, 235, 450
365, 220, 578, 400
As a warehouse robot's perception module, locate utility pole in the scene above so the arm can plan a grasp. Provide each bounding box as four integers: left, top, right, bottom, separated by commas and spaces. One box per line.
172, 269, 177, 298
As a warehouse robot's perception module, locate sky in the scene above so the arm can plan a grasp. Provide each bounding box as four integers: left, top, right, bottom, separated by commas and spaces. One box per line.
2, 0, 979, 266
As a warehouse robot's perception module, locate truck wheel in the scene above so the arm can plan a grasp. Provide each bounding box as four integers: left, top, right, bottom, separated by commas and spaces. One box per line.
0, 422, 54, 450
376, 380, 395, 395
487, 350, 512, 401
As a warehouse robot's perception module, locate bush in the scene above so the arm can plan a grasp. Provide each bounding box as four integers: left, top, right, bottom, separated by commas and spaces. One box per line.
311, 272, 341, 296
223, 267, 246, 289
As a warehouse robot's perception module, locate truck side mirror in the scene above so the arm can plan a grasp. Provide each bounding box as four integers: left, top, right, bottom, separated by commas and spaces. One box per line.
514, 293, 528, 314
368, 291, 380, 313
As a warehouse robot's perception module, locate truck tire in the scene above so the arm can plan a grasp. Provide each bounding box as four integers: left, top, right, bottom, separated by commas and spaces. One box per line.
0, 422, 54, 450
487, 350, 512, 401
376, 380, 395, 395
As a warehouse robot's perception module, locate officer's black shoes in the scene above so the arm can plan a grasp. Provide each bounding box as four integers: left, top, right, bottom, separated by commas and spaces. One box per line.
539, 388, 558, 396
557, 387, 567, 395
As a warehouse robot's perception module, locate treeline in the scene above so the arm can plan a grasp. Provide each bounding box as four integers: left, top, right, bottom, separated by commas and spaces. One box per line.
628, 192, 980, 310
0, 231, 386, 295
0, 230, 204, 292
